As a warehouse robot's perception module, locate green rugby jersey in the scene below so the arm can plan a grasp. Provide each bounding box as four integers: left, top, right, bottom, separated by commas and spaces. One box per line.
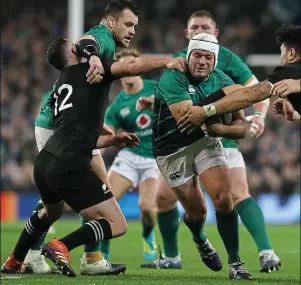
35, 88, 55, 129
105, 79, 157, 158
173, 45, 253, 149
35, 25, 116, 129
153, 69, 234, 156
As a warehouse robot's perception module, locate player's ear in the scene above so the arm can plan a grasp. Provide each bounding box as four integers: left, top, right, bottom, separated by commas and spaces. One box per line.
214, 29, 219, 38
107, 16, 115, 29
289, 48, 297, 60
184, 29, 189, 40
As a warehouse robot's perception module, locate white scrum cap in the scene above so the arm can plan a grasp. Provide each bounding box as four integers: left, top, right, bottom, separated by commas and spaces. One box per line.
186, 33, 219, 68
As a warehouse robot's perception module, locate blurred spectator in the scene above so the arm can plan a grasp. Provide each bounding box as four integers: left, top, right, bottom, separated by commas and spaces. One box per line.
1, 0, 300, 202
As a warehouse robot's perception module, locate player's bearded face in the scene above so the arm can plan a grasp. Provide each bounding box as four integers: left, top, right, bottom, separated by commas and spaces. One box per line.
113, 9, 138, 47
188, 50, 215, 79
185, 17, 219, 41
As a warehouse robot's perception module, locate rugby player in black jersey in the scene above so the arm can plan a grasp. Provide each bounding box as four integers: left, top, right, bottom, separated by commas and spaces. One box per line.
177, 23, 301, 130
1, 37, 186, 277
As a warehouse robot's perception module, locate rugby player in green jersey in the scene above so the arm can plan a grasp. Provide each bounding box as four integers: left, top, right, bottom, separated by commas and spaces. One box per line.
140, 10, 280, 277
100, 48, 160, 261
142, 33, 254, 280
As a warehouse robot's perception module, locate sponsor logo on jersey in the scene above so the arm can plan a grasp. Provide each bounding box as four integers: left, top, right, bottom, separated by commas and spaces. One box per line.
188, 85, 196, 93
169, 171, 181, 181
120, 107, 130, 117
136, 113, 151, 129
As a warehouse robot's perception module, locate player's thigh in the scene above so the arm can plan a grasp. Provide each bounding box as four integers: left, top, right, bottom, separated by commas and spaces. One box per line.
108, 170, 133, 200
138, 160, 160, 211
199, 164, 233, 211
156, 144, 206, 217
34, 126, 53, 152
108, 150, 139, 199
155, 175, 178, 212
33, 149, 62, 206
91, 152, 111, 189
172, 175, 207, 219
194, 138, 231, 207
225, 148, 249, 204
51, 156, 114, 215
138, 178, 159, 212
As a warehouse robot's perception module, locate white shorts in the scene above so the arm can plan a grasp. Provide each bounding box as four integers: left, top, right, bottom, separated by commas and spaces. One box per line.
110, 149, 160, 188
34, 126, 100, 155
156, 137, 227, 188
225, 148, 246, 169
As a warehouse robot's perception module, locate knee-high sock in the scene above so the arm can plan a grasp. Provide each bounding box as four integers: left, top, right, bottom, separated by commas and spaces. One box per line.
236, 197, 272, 252
157, 207, 180, 258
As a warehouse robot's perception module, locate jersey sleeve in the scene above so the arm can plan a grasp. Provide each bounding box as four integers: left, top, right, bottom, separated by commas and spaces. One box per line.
84, 27, 115, 57
266, 66, 286, 84
40, 90, 53, 107
104, 97, 120, 128
156, 70, 190, 106
221, 49, 253, 85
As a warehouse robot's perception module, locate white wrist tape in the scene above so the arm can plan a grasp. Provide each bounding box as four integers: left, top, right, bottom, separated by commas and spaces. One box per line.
293, 111, 301, 121
203, 103, 216, 117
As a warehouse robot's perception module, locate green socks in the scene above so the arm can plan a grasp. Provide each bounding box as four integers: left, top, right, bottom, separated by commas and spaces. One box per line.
99, 240, 110, 257
142, 222, 155, 238
236, 197, 272, 252
216, 210, 240, 264
157, 207, 180, 258
30, 202, 46, 250
82, 218, 102, 252
183, 214, 207, 244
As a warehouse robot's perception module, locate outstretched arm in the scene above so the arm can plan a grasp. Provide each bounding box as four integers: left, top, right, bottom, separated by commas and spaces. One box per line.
111, 57, 187, 77
177, 81, 273, 133
213, 81, 273, 115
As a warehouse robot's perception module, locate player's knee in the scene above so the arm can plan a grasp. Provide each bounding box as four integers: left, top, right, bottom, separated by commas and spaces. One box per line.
231, 183, 250, 205
109, 217, 128, 238
155, 188, 177, 212
138, 200, 154, 213
212, 191, 234, 213
185, 205, 207, 222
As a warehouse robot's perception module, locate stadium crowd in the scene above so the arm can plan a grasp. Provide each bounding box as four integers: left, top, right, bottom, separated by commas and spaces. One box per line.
1, 0, 300, 202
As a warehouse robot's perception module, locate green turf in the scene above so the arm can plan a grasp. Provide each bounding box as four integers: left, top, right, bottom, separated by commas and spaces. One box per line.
1, 220, 300, 285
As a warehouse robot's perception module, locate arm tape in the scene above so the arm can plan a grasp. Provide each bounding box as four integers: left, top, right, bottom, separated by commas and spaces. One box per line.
195, 88, 226, 107
76, 39, 100, 59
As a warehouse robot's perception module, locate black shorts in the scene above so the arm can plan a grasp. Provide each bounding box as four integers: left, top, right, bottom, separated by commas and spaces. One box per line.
34, 149, 113, 213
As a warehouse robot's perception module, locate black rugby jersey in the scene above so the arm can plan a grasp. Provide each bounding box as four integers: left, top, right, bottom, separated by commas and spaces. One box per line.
267, 61, 301, 113
44, 58, 117, 157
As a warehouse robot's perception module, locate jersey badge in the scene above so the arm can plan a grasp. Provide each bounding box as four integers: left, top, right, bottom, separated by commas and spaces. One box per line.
136, 113, 151, 129
188, 85, 196, 93
120, 107, 130, 117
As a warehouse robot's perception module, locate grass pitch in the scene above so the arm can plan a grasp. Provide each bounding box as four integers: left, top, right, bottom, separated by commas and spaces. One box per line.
1, 220, 300, 285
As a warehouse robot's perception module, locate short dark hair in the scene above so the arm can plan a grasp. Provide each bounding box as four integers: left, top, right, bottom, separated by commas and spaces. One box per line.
276, 23, 301, 55
188, 10, 216, 26
46, 37, 69, 70
104, 0, 139, 19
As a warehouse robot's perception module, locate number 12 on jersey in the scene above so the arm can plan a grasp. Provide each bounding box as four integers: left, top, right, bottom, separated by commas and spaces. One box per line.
53, 84, 73, 116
